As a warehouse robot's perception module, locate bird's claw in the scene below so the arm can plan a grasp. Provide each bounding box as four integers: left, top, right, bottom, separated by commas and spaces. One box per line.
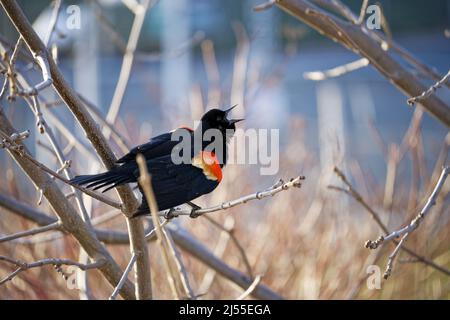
189, 209, 201, 219
187, 201, 202, 218
164, 208, 178, 220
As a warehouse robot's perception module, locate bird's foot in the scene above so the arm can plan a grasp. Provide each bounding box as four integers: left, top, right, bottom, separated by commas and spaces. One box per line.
187, 201, 202, 219
189, 210, 201, 219
164, 208, 178, 220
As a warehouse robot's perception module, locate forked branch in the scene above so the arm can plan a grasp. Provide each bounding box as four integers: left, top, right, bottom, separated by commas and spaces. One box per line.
365, 167, 450, 279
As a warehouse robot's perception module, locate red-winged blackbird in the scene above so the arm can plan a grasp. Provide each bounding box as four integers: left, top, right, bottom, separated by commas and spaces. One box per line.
71, 107, 243, 217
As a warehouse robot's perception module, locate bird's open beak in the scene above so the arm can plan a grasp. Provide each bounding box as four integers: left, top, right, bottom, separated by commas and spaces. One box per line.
225, 105, 243, 125
228, 118, 244, 125
224, 104, 238, 115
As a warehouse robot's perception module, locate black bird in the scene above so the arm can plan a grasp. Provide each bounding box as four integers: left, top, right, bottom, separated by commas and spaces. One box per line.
70, 107, 243, 217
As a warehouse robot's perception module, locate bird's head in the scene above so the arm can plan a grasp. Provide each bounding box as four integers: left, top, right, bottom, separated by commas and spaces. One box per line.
200, 106, 243, 135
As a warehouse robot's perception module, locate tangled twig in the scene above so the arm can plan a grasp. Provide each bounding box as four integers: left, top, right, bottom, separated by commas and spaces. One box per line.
407, 70, 450, 106
365, 167, 450, 279
329, 166, 450, 279
0, 256, 105, 285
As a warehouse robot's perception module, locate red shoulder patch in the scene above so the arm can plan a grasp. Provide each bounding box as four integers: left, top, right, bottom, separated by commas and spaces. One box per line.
192, 151, 223, 182
179, 125, 193, 131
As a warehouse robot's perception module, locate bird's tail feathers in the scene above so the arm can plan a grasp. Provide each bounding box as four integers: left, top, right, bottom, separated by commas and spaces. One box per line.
71, 169, 134, 193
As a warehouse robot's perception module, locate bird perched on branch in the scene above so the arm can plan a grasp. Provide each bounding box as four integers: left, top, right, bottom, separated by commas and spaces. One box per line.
71, 107, 243, 217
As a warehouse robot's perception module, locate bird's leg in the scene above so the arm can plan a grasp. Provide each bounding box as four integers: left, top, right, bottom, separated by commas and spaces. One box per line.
164, 208, 178, 220
187, 201, 202, 218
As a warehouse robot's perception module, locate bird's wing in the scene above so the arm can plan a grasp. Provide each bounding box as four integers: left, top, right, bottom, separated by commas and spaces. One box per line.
135, 154, 219, 211
116, 128, 192, 164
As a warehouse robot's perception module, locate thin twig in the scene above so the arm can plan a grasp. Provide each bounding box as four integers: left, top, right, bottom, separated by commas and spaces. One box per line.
273, 0, 450, 126
109, 218, 169, 300
407, 70, 450, 106
236, 275, 262, 300
109, 254, 137, 300
0, 221, 61, 243
329, 166, 450, 278
0, 106, 136, 299
170, 224, 284, 300
136, 153, 178, 299
0, 37, 22, 100
253, 0, 276, 12
312, 0, 357, 23
0, 190, 282, 299
88, 0, 127, 52
204, 215, 254, 278
162, 228, 195, 299
0, 129, 121, 209
103, 0, 153, 140
357, 0, 369, 25
313, 0, 449, 88
43, 0, 62, 47
166, 176, 305, 218
78, 93, 131, 153
365, 167, 450, 279
303, 58, 369, 81
198, 217, 232, 295
0, 256, 105, 285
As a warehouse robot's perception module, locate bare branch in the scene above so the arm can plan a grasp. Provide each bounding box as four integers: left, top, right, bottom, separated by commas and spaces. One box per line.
0, 193, 282, 299
357, 0, 369, 25
303, 58, 369, 81
365, 167, 450, 279
43, 0, 62, 47
312, 0, 357, 23
253, 0, 276, 12
137, 153, 177, 299
236, 275, 262, 300
273, 0, 450, 127
312, 0, 450, 88
88, 0, 204, 65
166, 176, 305, 218
122, 0, 145, 15
25, 53, 52, 96
0, 0, 139, 212
109, 254, 137, 300
0, 129, 121, 209
0, 256, 105, 286
204, 215, 253, 278
198, 217, 232, 294
103, 0, 153, 140
0, 37, 23, 101
169, 224, 284, 300
0, 1, 152, 299
407, 70, 450, 106
162, 227, 195, 299
0, 106, 136, 299
88, 0, 127, 52
77, 94, 131, 153
109, 218, 171, 300
0, 221, 61, 243
329, 166, 450, 278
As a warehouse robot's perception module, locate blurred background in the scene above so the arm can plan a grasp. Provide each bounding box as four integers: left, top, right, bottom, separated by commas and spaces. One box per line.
0, 0, 449, 299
